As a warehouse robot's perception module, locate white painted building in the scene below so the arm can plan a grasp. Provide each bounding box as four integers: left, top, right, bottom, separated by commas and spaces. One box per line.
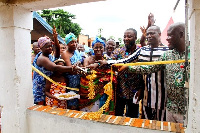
0, 0, 199, 132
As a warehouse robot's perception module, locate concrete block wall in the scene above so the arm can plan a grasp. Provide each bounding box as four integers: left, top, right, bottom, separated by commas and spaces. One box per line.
27, 105, 184, 133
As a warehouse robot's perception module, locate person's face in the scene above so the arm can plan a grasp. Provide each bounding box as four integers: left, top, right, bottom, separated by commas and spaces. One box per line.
166, 27, 178, 50
77, 45, 85, 52
41, 42, 53, 55
60, 44, 66, 54
32, 45, 41, 54
67, 40, 77, 51
106, 40, 116, 53
123, 30, 136, 49
146, 27, 160, 46
93, 43, 104, 57
55, 61, 65, 75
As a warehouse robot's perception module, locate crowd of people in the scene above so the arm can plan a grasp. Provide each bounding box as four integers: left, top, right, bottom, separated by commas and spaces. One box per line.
31, 13, 189, 124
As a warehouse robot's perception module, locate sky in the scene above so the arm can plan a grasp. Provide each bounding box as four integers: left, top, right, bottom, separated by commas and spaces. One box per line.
51, 0, 185, 41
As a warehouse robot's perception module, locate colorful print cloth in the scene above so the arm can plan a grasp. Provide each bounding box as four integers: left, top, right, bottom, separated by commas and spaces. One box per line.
46, 82, 67, 109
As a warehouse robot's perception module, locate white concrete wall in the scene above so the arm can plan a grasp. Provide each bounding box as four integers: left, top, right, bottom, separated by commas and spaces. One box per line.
186, 0, 200, 132
27, 110, 169, 133
0, 4, 33, 133
0, 0, 200, 132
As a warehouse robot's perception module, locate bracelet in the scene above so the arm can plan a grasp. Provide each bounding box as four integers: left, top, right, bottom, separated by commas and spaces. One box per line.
97, 62, 101, 66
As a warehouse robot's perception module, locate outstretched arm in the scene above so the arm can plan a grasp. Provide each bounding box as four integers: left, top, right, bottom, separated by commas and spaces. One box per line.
107, 48, 141, 65
52, 26, 60, 59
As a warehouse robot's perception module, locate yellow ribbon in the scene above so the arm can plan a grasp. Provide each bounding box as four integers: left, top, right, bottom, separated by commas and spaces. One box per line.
32, 65, 79, 91
111, 60, 189, 84
113, 60, 188, 66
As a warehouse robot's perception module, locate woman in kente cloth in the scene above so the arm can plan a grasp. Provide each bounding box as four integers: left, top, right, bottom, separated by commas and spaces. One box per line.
61, 33, 82, 110
79, 37, 117, 114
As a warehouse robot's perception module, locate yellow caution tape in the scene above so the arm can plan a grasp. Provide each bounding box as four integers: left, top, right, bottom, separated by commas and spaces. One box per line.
111, 60, 190, 86
32, 65, 79, 91
113, 60, 189, 66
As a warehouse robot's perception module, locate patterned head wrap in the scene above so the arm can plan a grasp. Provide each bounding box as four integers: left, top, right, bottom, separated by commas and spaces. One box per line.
37, 36, 51, 48
92, 37, 105, 47
65, 33, 77, 45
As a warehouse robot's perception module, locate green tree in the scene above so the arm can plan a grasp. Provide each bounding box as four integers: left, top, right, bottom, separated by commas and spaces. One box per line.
108, 36, 115, 40
118, 38, 122, 43
39, 9, 82, 38
136, 38, 140, 44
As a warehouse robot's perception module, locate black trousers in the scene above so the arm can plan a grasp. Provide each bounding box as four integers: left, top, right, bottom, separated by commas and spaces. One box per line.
115, 96, 139, 118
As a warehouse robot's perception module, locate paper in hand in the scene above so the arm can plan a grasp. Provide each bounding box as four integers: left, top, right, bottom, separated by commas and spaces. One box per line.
133, 92, 139, 104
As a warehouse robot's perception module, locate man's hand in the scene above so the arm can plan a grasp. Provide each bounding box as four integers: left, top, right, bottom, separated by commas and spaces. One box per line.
118, 65, 129, 72
140, 26, 147, 37
148, 13, 155, 27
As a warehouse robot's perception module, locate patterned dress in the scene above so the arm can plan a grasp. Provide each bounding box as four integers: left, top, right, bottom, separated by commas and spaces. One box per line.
46, 82, 67, 109
109, 46, 144, 118
65, 50, 82, 110
32, 52, 54, 104
79, 67, 116, 114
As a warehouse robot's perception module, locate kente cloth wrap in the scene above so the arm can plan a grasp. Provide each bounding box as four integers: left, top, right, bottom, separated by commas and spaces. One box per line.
46, 82, 67, 109
92, 37, 105, 47
32, 52, 54, 103
79, 67, 117, 114
65, 33, 77, 45
38, 36, 51, 48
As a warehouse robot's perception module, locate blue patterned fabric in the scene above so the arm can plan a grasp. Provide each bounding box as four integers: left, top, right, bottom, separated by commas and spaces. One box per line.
92, 37, 105, 47
66, 50, 82, 109
32, 52, 54, 103
65, 33, 77, 45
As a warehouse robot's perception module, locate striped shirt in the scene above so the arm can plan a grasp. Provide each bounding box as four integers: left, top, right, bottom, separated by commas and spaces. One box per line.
139, 45, 169, 110
107, 44, 169, 110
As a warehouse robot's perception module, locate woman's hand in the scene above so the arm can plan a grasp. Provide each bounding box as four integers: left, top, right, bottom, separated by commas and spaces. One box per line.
73, 61, 82, 67
52, 26, 58, 39
73, 66, 88, 75
86, 63, 99, 70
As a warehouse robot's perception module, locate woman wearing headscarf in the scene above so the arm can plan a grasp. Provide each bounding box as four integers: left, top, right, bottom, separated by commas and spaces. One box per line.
61, 33, 82, 110
32, 28, 80, 105
79, 37, 116, 114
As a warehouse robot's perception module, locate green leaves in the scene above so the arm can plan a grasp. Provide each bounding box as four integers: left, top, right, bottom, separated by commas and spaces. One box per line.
40, 9, 82, 38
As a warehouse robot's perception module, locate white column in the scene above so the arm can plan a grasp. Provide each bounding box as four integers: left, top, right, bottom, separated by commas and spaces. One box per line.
0, 4, 33, 133
186, 0, 200, 132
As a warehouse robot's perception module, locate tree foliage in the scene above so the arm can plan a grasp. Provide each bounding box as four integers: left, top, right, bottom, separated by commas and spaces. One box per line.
39, 9, 82, 38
